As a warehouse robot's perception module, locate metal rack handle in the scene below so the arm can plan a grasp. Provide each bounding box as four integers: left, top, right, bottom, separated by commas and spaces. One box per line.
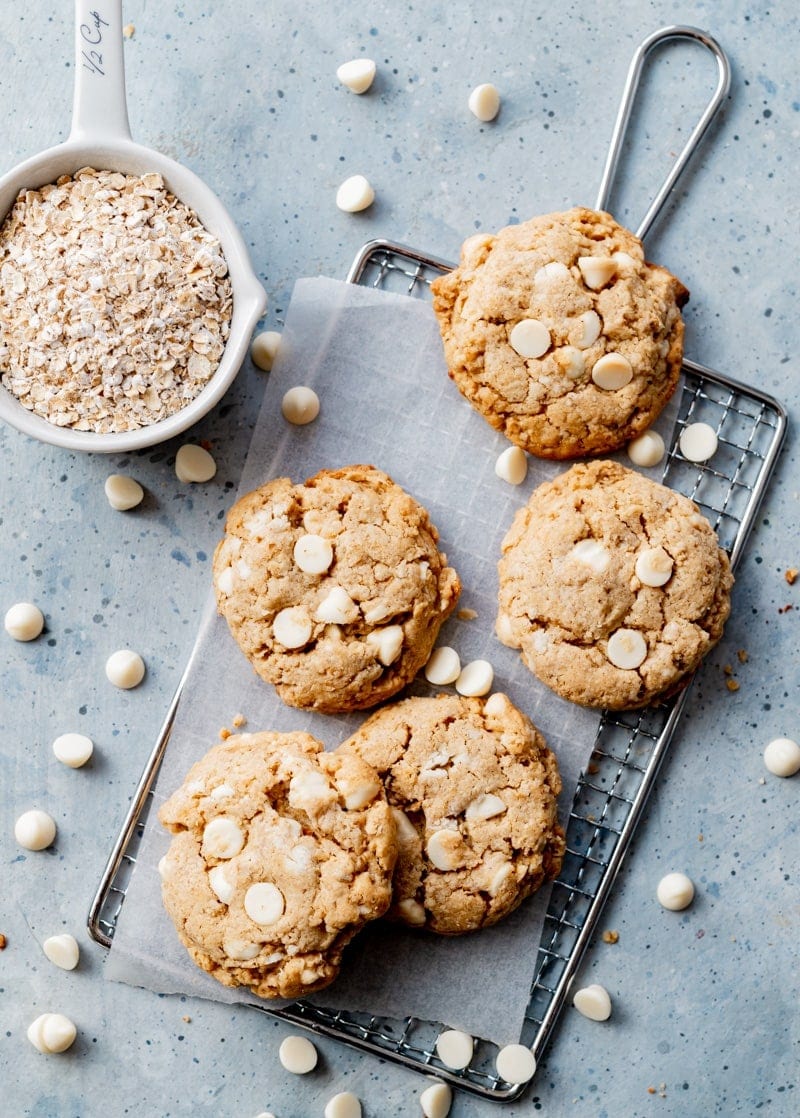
595, 25, 731, 241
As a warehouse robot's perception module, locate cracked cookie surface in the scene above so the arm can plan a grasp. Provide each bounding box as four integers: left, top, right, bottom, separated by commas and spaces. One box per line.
213, 465, 461, 712
431, 207, 688, 459
496, 460, 733, 709
158, 731, 398, 999
342, 693, 565, 935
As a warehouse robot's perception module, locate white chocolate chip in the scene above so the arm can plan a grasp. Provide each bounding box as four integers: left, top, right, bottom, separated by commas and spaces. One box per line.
495, 1043, 537, 1083
426, 829, 465, 871
573, 310, 602, 349
157, 855, 172, 880
397, 897, 426, 925
592, 351, 633, 390
314, 586, 359, 624
656, 871, 695, 911
763, 737, 800, 777
366, 624, 404, 666
324, 1091, 362, 1118
455, 659, 494, 696
534, 260, 570, 286
468, 82, 501, 121
105, 648, 145, 689
175, 443, 217, 483
14, 809, 56, 851
435, 1029, 474, 1070
104, 474, 144, 511
420, 1081, 453, 1118
223, 938, 260, 961
679, 422, 718, 462
208, 865, 235, 905
279, 1034, 318, 1074
489, 862, 514, 896
578, 255, 617, 290
424, 645, 461, 686
560, 346, 586, 380
250, 330, 282, 371
509, 318, 550, 359
465, 793, 507, 821
293, 534, 334, 575
569, 539, 610, 574
336, 58, 376, 94
336, 174, 375, 213
483, 691, 509, 717
4, 601, 44, 641
273, 607, 313, 649
572, 984, 612, 1021
495, 611, 516, 646
289, 769, 332, 812
635, 546, 674, 588
391, 807, 419, 846
627, 429, 665, 468
338, 774, 382, 811
217, 567, 235, 596
281, 386, 320, 425
52, 732, 93, 768
244, 882, 286, 926
606, 629, 647, 670
208, 783, 235, 800
612, 251, 637, 270
42, 934, 80, 971
202, 817, 245, 860
27, 1013, 77, 1054
495, 445, 528, 485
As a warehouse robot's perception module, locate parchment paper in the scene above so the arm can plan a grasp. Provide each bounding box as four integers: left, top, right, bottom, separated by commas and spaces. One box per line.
106, 276, 680, 1045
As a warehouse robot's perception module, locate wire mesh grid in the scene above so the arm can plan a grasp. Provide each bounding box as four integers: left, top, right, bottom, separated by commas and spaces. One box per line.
89, 241, 786, 1103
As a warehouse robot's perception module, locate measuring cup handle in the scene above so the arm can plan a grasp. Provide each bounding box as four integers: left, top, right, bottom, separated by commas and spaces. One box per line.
69, 0, 132, 142
594, 26, 731, 242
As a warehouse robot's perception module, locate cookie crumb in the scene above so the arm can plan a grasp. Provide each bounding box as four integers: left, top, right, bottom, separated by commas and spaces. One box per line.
723, 664, 733, 676
726, 678, 740, 692
698, 833, 704, 842
219, 727, 232, 740
602, 929, 619, 944
0, 933, 7, 950
457, 608, 478, 621
778, 603, 793, 614
737, 648, 749, 663
785, 568, 798, 585
232, 713, 246, 728
182, 1015, 191, 1023
123, 22, 135, 38
647, 1086, 657, 1095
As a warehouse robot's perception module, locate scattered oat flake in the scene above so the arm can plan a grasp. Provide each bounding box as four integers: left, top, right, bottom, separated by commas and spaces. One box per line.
737, 648, 749, 663
457, 608, 478, 621
602, 929, 619, 944
123, 23, 135, 38
726, 679, 740, 692
785, 568, 798, 585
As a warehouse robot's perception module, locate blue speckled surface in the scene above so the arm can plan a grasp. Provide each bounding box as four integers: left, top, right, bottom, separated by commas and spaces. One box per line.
1, 3, 798, 1116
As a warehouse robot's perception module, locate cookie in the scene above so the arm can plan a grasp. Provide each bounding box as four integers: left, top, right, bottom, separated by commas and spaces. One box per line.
431, 207, 688, 459
496, 460, 733, 709
342, 693, 565, 935
158, 731, 397, 1000
213, 465, 461, 712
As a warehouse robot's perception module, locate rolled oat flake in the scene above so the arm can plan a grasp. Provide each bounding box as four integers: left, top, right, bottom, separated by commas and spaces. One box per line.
0, 168, 232, 434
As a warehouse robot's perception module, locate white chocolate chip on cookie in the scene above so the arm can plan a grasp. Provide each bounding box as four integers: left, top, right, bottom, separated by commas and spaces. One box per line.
366, 624, 404, 666
273, 607, 313, 649
244, 882, 286, 926
465, 793, 507, 821
569, 539, 610, 574
293, 534, 334, 575
426, 829, 465, 871
606, 629, 647, 670
208, 865, 235, 905
560, 346, 586, 380
202, 817, 245, 860
592, 352, 633, 390
578, 255, 617, 290
223, 938, 261, 961
573, 309, 602, 349
314, 586, 359, 625
509, 318, 550, 359
635, 546, 674, 587
397, 897, 426, 925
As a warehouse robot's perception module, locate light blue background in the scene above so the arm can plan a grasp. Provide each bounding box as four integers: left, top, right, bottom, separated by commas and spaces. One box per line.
1, 3, 797, 1116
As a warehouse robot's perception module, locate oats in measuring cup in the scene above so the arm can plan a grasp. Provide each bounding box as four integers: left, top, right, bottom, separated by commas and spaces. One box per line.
0, 167, 232, 433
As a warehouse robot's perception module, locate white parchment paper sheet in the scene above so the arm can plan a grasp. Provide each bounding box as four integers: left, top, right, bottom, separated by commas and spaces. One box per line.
106, 276, 679, 1045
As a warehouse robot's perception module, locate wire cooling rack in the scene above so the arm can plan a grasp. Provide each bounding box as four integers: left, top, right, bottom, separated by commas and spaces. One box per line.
89, 237, 786, 1102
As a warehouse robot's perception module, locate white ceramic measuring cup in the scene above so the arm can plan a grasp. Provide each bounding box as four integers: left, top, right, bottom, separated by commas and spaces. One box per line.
0, 0, 267, 453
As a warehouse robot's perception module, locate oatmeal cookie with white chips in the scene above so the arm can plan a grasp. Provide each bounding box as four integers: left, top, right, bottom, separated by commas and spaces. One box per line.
342, 693, 564, 934
213, 465, 461, 712
496, 460, 733, 709
158, 731, 398, 999
431, 207, 688, 459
